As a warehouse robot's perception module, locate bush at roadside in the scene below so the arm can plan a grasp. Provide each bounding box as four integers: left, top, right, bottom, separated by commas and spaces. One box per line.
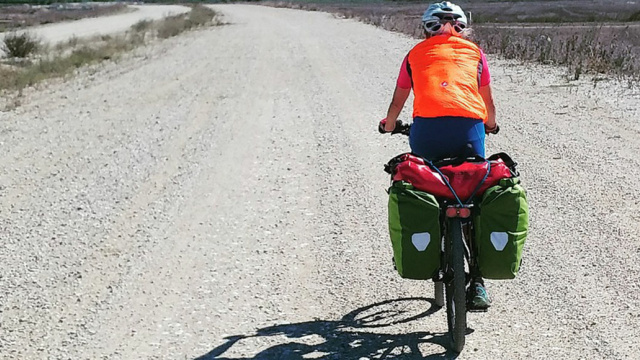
2, 32, 41, 58
157, 5, 222, 39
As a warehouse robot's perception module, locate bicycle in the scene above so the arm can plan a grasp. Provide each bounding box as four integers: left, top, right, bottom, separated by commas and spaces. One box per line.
380, 120, 500, 353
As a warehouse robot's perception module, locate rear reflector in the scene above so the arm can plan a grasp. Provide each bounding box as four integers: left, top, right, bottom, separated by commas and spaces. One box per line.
446, 207, 471, 218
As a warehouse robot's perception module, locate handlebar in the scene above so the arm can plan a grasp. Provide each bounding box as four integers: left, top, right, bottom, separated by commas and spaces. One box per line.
380, 120, 500, 136
378, 119, 411, 136
393, 120, 411, 136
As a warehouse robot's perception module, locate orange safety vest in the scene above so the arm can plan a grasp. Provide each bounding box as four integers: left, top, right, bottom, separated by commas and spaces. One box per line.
407, 35, 488, 122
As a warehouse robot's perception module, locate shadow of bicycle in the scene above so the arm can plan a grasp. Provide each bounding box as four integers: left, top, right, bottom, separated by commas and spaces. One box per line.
196, 297, 463, 359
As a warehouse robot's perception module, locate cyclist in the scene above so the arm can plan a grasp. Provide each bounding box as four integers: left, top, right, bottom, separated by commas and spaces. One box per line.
379, 1, 497, 309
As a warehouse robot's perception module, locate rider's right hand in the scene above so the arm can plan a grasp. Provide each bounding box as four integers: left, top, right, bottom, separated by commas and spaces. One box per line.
378, 118, 390, 134
379, 118, 409, 135
485, 123, 500, 135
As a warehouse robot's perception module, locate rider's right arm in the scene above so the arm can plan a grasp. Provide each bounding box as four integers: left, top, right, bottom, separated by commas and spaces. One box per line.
385, 85, 411, 132
396, 55, 412, 90
385, 56, 412, 132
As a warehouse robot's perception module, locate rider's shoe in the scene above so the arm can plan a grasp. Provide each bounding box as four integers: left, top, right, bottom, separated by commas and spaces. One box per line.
467, 282, 491, 310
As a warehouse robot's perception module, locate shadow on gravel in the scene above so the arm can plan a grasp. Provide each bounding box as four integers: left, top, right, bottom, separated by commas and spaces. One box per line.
196, 297, 462, 359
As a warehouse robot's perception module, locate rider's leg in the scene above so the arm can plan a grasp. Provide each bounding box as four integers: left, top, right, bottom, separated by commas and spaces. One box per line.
466, 225, 491, 309
466, 120, 486, 157
468, 280, 491, 309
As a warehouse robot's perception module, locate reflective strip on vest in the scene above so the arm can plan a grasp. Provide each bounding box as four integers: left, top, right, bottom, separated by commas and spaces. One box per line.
408, 35, 488, 122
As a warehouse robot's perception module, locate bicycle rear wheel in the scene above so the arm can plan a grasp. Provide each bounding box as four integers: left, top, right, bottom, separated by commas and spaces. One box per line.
445, 218, 467, 353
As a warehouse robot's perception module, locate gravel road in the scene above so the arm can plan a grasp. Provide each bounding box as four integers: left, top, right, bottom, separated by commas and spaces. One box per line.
1, 4, 639, 359
0, 5, 190, 45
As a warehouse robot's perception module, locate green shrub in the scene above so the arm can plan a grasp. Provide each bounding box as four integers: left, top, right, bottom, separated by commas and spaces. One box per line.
2, 32, 41, 58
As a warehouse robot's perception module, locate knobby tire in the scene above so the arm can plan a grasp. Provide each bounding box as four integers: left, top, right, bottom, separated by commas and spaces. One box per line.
445, 218, 467, 353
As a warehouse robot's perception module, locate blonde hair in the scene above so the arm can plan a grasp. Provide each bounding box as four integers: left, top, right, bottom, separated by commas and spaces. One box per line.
424, 28, 473, 40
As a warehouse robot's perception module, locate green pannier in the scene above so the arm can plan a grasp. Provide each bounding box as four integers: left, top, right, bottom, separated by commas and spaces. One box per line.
388, 181, 441, 280
474, 177, 529, 279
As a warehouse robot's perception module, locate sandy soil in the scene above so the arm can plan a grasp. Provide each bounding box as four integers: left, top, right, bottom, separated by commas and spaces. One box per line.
0, 4, 639, 359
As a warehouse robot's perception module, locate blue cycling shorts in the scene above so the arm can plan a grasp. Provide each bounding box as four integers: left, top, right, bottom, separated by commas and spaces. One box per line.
409, 116, 485, 161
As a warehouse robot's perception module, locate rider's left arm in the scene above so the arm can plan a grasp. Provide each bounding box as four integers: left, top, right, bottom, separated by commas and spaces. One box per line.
479, 84, 497, 130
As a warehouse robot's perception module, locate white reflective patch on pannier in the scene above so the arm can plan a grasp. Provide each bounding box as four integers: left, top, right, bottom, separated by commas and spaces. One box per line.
490, 232, 508, 251
412, 232, 431, 251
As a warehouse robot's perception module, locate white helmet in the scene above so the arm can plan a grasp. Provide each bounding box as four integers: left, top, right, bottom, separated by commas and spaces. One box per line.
422, 2, 468, 35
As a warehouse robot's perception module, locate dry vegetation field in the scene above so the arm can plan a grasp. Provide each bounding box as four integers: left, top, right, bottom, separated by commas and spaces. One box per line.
265, 0, 640, 82
0, 3, 127, 31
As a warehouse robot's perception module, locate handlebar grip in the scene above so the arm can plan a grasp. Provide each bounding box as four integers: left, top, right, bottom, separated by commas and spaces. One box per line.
379, 119, 411, 135
390, 120, 405, 134
393, 120, 411, 136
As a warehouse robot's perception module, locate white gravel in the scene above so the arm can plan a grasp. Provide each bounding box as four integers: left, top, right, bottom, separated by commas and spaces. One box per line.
0, 4, 639, 359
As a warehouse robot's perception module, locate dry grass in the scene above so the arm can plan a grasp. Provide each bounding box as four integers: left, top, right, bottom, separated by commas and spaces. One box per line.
132, 19, 153, 33
158, 5, 224, 39
0, 33, 144, 91
473, 24, 639, 81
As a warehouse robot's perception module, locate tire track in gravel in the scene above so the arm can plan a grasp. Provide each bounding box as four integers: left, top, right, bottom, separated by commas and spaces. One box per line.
62, 20, 325, 358
0, 31, 250, 358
